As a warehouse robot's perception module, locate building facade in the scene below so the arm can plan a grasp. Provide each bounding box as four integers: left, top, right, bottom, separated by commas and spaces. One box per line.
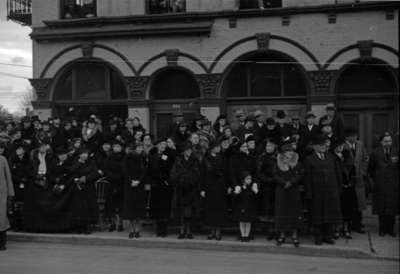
7, 0, 400, 151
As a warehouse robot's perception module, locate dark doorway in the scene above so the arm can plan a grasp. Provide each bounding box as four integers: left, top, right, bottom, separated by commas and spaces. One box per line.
54, 104, 128, 123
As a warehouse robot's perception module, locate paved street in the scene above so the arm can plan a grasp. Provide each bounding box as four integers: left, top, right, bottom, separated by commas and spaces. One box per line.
0, 242, 398, 274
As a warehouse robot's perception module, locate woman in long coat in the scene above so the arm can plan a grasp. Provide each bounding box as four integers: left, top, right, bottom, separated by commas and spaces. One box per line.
148, 140, 176, 237
304, 134, 342, 245
69, 149, 102, 233
274, 143, 304, 247
201, 142, 228, 240
368, 133, 399, 237
103, 142, 125, 232
8, 145, 31, 231
0, 148, 14, 251
170, 142, 201, 239
122, 143, 147, 238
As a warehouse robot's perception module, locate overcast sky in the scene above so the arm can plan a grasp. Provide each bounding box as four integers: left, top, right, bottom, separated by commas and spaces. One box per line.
0, 0, 32, 114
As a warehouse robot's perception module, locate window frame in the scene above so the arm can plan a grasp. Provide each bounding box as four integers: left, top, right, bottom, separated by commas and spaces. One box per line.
54, 61, 127, 102
60, 0, 97, 20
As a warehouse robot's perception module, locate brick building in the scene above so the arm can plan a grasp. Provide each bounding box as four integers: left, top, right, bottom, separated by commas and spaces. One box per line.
7, 0, 399, 150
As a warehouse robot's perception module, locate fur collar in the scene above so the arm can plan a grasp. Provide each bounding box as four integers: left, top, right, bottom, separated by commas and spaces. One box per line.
277, 152, 299, 171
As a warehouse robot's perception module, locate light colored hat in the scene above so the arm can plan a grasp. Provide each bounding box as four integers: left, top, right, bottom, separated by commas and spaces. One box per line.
254, 110, 263, 117
235, 109, 245, 117
325, 103, 336, 110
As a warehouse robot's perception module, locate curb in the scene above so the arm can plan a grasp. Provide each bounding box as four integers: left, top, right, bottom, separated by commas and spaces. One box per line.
8, 232, 396, 261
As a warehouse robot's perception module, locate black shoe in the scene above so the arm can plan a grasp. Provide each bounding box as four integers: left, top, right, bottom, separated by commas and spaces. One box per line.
314, 239, 322, 245
276, 236, 285, 246
333, 232, 340, 240
215, 234, 222, 241
343, 231, 352, 239
240, 236, 245, 242
0, 245, 6, 251
379, 231, 386, 237
108, 224, 116, 232
207, 234, 216, 240
292, 237, 300, 248
117, 224, 123, 232
387, 231, 397, 238
134, 232, 140, 238
178, 233, 185, 239
352, 228, 366, 234
323, 238, 335, 244
186, 234, 194, 239
128, 232, 134, 239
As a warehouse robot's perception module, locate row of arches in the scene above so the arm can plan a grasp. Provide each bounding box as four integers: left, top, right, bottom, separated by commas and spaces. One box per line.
39, 36, 399, 79
52, 51, 398, 102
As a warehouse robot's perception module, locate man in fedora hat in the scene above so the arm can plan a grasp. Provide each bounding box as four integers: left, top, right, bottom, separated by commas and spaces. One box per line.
231, 109, 246, 135
298, 111, 320, 159
166, 110, 184, 139
304, 134, 342, 245
275, 110, 291, 144
253, 110, 266, 143
319, 103, 345, 140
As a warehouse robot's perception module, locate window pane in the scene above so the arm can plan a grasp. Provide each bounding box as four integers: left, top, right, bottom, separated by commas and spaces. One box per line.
336, 63, 396, 94
110, 70, 127, 99
240, 0, 260, 9
250, 62, 282, 97
149, 0, 186, 14
225, 64, 248, 97
284, 64, 307, 96
76, 63, 107, 99
54, 69, 73, 100
152, 69, 200, 100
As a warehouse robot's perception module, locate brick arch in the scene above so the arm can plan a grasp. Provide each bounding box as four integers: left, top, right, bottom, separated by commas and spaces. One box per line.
137, 50, 209, 76
323, 42, 399, 70
330, 57, 399, 95
218, 49, 314, 98
146, 65, 201, 100
49, 57, 129, 101
210, 34, 321, 74
40, 43, 137, 78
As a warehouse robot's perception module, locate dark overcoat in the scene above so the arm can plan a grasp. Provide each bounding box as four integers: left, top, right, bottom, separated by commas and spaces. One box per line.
170, 154, 201, 219
229, 152, 257, 187
122, 153, 147, 220
201, 153, 228, 227
148, 148, 176, 220
368, 147, 399, 216
274, 153, 304, 231
304, 152, 342, 225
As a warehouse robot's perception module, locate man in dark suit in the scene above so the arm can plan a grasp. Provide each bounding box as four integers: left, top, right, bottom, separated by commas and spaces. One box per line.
253, 110, 266, 144
298, 111, 319, 159
304, 134, 343, 245
319, 103, 345, 141
368, 132, 399, 237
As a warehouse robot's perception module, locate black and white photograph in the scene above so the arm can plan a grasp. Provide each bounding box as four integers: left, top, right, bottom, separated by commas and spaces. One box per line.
0, 0, 399, 273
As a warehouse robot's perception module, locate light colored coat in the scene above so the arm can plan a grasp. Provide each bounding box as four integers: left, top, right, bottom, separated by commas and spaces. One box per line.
0, 155, 14, 231
343, 140, 368, 210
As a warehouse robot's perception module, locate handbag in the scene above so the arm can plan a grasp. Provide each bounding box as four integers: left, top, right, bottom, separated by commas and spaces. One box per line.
34, 175, 48, 189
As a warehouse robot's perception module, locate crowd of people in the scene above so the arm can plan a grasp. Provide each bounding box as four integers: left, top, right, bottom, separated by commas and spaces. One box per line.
0, 103, 398, 251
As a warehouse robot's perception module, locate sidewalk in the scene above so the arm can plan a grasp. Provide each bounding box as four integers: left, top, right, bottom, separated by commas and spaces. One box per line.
8, 208, 399, 261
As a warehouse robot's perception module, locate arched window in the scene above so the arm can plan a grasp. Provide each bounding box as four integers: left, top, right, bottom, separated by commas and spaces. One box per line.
151, 68, 200, 100
223, 52, 307, 98
335, 60, 397, 94
54, 61, 127, 101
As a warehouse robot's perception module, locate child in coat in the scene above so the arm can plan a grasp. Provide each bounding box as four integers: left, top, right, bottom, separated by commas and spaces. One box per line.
233, 172, 258, 242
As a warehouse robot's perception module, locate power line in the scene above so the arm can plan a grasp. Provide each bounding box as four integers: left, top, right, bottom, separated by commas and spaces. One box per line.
0, 71, 30, 79
0, 62, 32, 68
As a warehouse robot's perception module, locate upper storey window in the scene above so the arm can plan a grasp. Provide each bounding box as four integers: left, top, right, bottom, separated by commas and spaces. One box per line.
62, 0, 96, 19
148, 0, 186, 14
239, 0, 282, 9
